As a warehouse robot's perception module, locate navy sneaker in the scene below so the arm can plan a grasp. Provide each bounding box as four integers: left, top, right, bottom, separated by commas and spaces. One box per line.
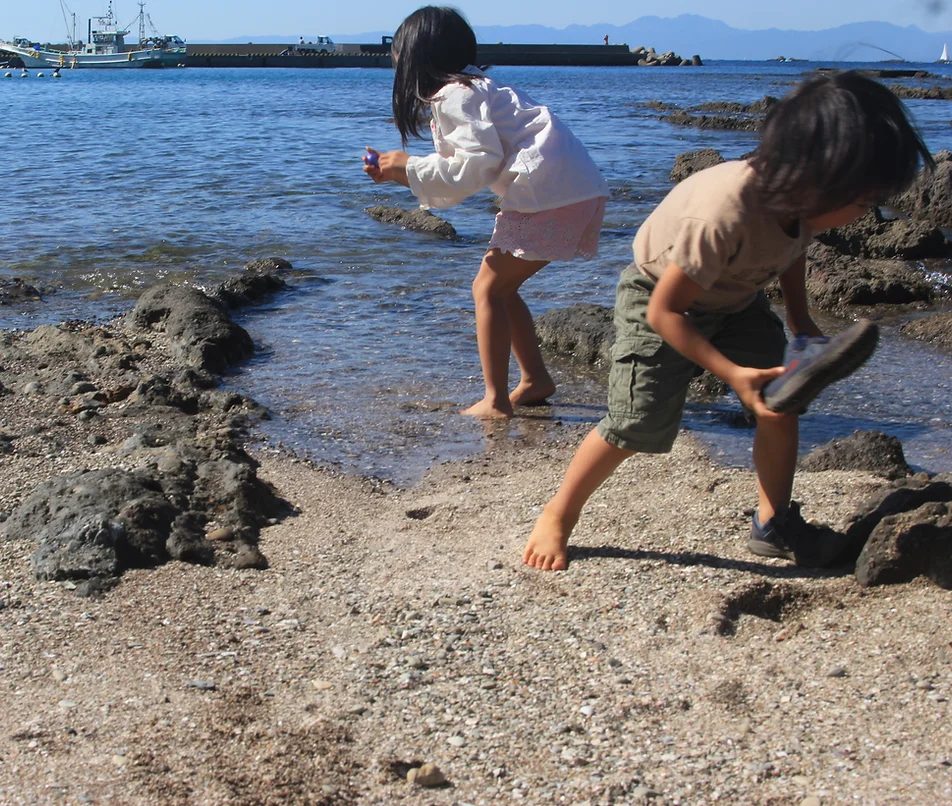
748, 502, 850, 568
762, 320, 879, 414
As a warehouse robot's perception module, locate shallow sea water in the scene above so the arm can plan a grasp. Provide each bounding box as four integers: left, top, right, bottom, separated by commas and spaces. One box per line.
1, 61, 950, 483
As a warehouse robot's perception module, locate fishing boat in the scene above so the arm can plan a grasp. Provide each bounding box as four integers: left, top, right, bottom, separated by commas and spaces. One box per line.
939, 43, 950, 64
0, 2, 185, 69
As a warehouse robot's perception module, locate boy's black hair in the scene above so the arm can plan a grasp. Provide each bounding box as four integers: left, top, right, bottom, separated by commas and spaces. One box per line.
751, 70, 934, 217
391, 6, 478, 146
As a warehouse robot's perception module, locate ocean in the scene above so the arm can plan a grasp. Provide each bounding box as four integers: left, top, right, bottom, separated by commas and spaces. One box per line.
1, 62, 950, 483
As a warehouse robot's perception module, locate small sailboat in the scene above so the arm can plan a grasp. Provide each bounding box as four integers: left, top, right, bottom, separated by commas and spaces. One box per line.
940, 43, 950, 63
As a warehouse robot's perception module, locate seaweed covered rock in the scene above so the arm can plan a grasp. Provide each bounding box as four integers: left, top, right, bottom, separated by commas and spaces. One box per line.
816, 211, 952, 260
660, 98, 775, 131
900, 312, 952, 353
803, 244, 935, 310
670, 149, 724, 183
890, 150, 952, 229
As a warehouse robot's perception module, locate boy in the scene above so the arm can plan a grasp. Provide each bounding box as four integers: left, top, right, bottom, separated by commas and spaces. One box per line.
523, 71, 933, 571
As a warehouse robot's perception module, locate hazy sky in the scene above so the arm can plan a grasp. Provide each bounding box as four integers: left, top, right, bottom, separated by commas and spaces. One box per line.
5, 0, 952, 42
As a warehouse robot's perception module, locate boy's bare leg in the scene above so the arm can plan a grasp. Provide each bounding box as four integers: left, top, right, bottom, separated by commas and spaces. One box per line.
505, 291, 556, 407
753, 412, 799, 523
524, 429, 634, 570
463, 250, 548, 419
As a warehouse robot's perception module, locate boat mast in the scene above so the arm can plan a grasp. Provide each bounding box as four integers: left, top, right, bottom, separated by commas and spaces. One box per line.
138, 2, 146, 44
59, 0, 78, 48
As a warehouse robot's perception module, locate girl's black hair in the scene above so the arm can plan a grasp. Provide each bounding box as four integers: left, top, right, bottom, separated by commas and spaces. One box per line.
391, 6, 478, 146
750, 70, 934, 217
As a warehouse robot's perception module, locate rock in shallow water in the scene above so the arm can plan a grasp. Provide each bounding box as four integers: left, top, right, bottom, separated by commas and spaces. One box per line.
365, 206, 458, 239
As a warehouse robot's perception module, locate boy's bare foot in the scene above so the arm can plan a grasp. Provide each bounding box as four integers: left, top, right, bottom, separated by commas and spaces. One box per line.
510, 379, 556, 407
523, 506, 576, 571
461, 398, 513, 418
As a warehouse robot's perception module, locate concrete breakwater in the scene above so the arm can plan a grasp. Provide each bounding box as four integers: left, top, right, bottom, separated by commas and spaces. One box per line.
183, 43, 697, 68
1, 42, 701, 69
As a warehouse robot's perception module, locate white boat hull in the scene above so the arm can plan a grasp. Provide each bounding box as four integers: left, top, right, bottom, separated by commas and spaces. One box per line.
0, 41, 184, 68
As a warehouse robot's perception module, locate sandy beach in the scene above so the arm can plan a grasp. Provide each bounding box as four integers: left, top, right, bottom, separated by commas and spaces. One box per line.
1, 388, 949, 804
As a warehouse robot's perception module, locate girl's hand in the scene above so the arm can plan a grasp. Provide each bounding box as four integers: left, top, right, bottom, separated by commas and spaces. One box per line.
363, 147, 410, 187
362, 147, 381, 180
727, 365, 787, 420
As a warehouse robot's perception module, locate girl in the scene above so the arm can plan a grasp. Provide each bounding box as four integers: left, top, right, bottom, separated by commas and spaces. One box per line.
364, 6, 609, 419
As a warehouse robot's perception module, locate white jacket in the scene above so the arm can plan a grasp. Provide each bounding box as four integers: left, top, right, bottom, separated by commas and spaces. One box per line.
405, 67, 609, 213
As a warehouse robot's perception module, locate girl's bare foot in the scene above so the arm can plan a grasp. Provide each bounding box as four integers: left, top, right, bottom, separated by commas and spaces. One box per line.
510, 378, 556, 407
523, 506, 576, 570
461, 398, 513, 418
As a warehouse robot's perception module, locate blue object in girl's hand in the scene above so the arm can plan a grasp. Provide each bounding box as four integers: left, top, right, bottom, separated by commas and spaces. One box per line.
364, 151, 379, 167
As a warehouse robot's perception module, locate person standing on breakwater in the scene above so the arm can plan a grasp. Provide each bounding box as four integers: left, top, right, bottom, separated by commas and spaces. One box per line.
363, 5, 609, 418
523, 71, 933, 571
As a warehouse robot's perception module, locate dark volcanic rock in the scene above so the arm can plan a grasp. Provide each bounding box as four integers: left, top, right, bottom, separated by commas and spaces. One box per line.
4, 447, 288, 589
0, 268, 295, 594
803, 244, 934, 310
854, 501, 952, 589
0, 278, 42, 305
127, 284, 254, 373
888, 84, 952, 100
536, 304, 614, 366
213, 257, 290, 309
661, 98, 775, 132
243, 257, 293, 275
900, 313, 952, 352
366, 206, 458, 239
6, 469, 177, 582
816, 210, 952, 260
891, 150, 952, 229
799, 430, 912, 479
670, 149, 725, 183
661, 110, 761, 131
535, 302, 730, 401
842, 475, 952, 588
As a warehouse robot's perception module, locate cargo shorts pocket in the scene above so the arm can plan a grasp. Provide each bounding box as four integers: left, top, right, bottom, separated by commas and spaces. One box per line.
607, 331, 668, 418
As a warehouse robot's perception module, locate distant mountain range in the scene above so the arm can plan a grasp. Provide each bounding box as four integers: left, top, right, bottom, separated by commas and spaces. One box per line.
227, 15, 952, 63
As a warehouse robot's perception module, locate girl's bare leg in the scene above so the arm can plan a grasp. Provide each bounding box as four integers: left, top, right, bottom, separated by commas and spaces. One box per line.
462, 250, 549, 418
505, 292, 556, 407
523, 429, 634, 570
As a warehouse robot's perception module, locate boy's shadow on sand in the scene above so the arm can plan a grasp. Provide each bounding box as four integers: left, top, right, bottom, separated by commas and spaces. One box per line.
568, 544, 852, 580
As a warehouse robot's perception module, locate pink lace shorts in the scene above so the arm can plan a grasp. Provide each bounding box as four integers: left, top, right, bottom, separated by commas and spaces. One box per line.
488, 196, 607, 262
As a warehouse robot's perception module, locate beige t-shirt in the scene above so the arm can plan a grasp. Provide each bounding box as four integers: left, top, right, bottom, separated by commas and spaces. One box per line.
633, 160, 812, 312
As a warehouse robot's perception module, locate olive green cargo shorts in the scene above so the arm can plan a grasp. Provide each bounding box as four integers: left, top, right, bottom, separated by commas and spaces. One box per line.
596, 268, 787, 453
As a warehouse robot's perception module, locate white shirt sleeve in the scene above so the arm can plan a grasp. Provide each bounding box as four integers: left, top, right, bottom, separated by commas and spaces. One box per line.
405, 82, 506, 209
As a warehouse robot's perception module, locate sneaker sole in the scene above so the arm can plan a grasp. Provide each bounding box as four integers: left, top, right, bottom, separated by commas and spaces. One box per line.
747, 537, 796, 560
763, 320, 879, 414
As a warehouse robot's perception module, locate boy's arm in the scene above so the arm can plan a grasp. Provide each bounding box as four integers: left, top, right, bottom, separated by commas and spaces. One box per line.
777, 253, 823, 338
646, 262, 785, 419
